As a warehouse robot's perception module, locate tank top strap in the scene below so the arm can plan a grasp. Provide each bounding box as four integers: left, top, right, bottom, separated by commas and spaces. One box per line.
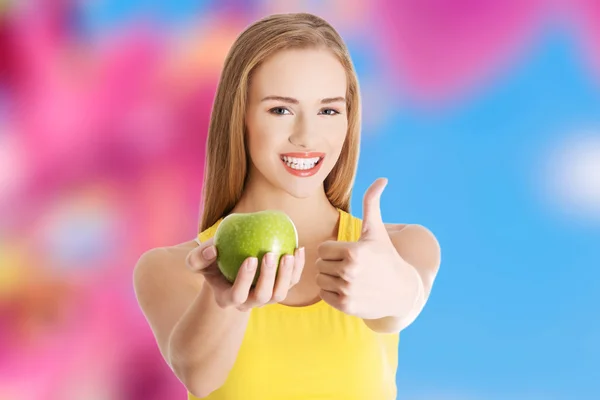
337, 208, 363, 242
198, 219, 221, 243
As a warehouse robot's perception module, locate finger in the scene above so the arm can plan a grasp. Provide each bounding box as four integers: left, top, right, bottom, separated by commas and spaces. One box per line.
315, 273, 345, 294
269, 255, 294, 303
314, 258, 343, 277
202, 266, 234, 294
319, 289, 340, 307
290, 247, 305, 286
360, 177, 388, 239
186, 238, 217, 271
236, 304, 252, 312
228, 257, 258, 305
317, 240, 354, 261
249, 252, 278, 305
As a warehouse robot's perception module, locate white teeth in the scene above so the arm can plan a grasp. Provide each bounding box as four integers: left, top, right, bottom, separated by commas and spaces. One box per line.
281, 156, 321, 170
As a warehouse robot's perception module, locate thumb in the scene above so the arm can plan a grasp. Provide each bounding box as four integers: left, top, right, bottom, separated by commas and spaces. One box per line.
360, 177, 388, 239
186, 237, 218, 271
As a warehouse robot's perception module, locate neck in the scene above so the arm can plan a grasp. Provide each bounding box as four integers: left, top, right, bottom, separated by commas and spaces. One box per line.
231, 173, 340, 244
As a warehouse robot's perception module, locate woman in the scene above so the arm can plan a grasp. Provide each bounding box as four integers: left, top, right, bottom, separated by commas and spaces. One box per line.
133, 12, 441, 400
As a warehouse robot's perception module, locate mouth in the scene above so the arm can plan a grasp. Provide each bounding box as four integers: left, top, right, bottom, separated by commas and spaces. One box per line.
279, 152, 325, 177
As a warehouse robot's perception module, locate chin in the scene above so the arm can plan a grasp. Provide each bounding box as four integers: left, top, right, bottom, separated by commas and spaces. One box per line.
278, 177, 325, 199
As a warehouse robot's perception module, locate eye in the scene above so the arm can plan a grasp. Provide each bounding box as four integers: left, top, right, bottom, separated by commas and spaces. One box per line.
269, 107, 291, 115
320, 108, 341, 116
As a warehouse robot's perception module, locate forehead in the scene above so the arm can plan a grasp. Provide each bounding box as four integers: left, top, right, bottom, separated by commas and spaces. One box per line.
249, 48, 347, 100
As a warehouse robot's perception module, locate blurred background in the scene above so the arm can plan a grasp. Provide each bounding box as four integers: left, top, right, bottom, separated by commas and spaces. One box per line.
1, 0, 599, 399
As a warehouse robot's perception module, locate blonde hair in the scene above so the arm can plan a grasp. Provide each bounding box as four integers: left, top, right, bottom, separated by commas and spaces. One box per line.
200, 12, 361, 231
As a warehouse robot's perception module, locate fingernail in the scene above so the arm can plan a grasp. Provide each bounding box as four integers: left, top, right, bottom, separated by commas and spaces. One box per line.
202, 245, 217, 260
247, 257, 257, 271
300, 247, 305, 257
284, 255, 294, 265
265, 252, 275, 266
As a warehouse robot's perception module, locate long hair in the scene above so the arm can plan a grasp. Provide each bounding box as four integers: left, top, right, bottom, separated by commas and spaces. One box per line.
200, 12, 361, 231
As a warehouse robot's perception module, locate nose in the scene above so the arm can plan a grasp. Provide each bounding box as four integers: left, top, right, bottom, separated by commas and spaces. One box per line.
288, 136, 309, 148
288, 115, 318, 149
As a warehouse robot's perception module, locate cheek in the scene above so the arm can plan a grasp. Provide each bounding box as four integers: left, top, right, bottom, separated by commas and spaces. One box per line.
324, 120, 348, 154
247, 132, 270, 165
246, 121, 285, 165
246, 113, 268, 158
319, 121, 348, 172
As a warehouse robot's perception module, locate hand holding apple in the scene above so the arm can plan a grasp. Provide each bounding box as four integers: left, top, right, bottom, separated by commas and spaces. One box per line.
186, 210, 305, 311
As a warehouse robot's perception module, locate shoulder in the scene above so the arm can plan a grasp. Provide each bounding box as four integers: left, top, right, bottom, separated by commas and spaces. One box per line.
133, 240, 201, 297
344, 210, 411, 236
384, 222, 439, 249
347, 207, 435, 242
384, 223, 409, 233
346, 208, 441, 271
347, 210, 436, 246
382, 221, 441, 267
384, 223, 441, 279
135, 240, 198, 271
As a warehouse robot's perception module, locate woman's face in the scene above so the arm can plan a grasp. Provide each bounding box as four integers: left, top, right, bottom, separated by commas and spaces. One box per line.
245, 47, 349, 199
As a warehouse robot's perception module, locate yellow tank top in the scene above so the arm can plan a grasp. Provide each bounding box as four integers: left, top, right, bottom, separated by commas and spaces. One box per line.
191, 209, 399, 399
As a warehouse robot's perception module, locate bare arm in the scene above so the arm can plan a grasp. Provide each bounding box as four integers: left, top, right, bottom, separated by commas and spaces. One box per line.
169, 283, 251, 397
133, 246, 249, 397
363, 224, 441, 333
133, 240, 304, 397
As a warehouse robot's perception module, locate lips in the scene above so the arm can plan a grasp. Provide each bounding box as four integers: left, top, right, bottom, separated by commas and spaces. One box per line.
279, 152, 325, 178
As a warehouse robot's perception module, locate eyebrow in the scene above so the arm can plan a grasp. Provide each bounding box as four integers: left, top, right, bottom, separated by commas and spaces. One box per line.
260, 95, 346, 104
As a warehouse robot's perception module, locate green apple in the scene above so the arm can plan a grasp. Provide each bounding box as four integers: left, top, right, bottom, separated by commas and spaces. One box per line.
213, 209, 298, 285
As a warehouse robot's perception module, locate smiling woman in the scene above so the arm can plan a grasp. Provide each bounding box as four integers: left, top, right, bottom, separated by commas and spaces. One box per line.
133, 11, 441, 400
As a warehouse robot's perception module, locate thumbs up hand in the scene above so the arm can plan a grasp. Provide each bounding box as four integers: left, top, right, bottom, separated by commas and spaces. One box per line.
316, 178, 420, 320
